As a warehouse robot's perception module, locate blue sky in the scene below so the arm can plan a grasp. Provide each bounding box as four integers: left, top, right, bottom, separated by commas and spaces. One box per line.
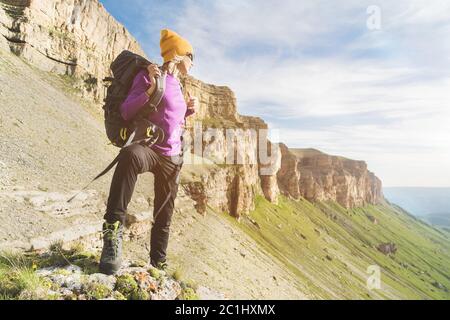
99, 0, 450, 187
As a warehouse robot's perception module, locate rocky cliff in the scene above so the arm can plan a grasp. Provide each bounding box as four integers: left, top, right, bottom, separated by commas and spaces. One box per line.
0, 0, 144, 101
277, 145, 383, 207
180, 75, 383, 213
179, 76, 283, 216
0, 0, 384, 216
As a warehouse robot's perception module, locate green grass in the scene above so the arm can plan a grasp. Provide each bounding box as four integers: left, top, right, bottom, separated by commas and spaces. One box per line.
180, 287, 199, 300
171, 268, 183, 282
0, 242, 102, 300
36, 241, 100, 274
223, 195, 450, 299
0, 251, 50, 299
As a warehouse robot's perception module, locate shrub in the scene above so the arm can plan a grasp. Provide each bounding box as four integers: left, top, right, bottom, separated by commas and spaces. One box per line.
115, 274, 138, 299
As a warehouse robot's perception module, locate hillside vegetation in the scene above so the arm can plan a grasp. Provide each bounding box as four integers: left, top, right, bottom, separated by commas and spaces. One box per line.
231, 196, 449, 299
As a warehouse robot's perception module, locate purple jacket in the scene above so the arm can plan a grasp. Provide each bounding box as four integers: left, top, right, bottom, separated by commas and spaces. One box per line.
120, 70, 194, 156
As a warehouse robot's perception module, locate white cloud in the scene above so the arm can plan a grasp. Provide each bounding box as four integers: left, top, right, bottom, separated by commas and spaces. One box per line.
165, 0, 450, 187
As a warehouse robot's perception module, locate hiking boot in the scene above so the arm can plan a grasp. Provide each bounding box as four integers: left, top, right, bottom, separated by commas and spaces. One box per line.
99, 221, 123, 275
150, 259, 168, 271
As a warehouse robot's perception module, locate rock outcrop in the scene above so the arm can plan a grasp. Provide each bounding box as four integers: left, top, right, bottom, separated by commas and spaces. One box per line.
180, 76, 281, 216
180, 75, 384, 211
0, 246, 225, 300
277, 144, 301, 199
258, 140, 282, 203
277, 147, 384, 208
377, 242, 397, 255
0, 0, 145, 101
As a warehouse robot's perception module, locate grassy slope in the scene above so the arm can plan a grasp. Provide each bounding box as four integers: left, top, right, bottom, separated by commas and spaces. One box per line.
224, 196, 449, 299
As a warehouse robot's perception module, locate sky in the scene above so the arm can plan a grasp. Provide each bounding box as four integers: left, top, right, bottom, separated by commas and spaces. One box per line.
99, 0, 450, 187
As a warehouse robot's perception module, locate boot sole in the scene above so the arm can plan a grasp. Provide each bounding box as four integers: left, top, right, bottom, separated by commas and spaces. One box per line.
99, 262, 121, 275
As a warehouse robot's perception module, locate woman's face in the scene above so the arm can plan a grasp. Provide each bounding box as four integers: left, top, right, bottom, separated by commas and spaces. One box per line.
178, 53, 194, 75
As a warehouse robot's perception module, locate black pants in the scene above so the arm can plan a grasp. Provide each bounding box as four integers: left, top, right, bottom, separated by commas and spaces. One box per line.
104, 143, 183, 264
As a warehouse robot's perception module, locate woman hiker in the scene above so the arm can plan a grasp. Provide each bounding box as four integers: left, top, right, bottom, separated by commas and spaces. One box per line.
99, 29, 198, 275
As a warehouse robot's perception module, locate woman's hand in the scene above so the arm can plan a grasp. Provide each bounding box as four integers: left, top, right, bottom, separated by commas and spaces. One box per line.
146, 64, 161, 96
186, 92, 199, 113
147, 63, 161, 79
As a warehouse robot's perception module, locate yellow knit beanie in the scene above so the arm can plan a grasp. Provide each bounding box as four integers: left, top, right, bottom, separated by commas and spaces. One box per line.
160, 29, 194, 63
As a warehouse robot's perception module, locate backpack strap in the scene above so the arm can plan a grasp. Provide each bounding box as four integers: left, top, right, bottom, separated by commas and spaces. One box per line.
67, 151, 123, 203
149, 70, 167, 111
138, 67, 167, 118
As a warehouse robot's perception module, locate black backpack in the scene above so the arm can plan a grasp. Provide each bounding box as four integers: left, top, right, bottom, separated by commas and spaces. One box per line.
102, 50, 166, 148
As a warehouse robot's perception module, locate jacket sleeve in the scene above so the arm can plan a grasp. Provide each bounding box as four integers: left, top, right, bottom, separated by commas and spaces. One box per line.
120, 70, 152, 121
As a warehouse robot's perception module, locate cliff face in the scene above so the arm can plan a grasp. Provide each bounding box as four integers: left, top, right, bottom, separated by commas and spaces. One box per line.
0, 0, 144, 101
277, 144, 301, 199
277, 146, 384, 208
180, 76, 278, 217
1, 0, 384, 215
180, 74, 384, 213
